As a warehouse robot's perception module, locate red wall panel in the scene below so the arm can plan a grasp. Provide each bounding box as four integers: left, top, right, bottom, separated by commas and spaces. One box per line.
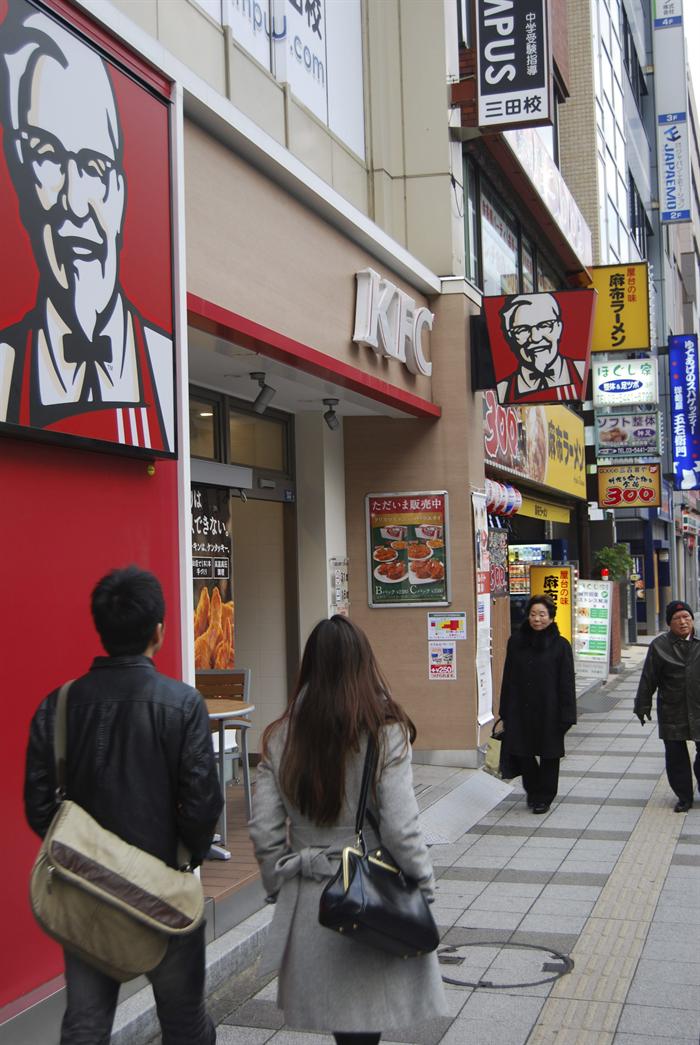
0, 437, 182, 1007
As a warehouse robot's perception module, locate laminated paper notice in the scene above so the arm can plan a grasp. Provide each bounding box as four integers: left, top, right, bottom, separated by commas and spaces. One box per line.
428, 641, 456, 680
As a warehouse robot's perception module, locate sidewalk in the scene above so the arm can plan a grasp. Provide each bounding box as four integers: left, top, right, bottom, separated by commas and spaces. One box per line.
201, 643, 700, 1045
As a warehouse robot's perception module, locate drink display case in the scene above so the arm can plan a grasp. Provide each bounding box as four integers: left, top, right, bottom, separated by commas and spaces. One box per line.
507, 544, 552, 595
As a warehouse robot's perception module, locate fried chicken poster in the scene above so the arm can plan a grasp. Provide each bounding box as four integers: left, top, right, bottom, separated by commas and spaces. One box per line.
192, 485, 234, 669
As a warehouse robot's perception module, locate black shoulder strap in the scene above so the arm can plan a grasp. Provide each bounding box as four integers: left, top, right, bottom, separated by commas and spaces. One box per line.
355, 735, 376, 839
54, 681, 74, 800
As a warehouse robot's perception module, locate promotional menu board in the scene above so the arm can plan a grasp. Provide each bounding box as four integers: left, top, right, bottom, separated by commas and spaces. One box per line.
597, 463, 661, 508
574, 579, 612, 680
191, 485, 234, 669
366, 492, 450, 607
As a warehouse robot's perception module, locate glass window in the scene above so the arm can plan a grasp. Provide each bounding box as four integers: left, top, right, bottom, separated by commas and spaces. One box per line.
607, 195, 620, 258
537, 260, 559, 292
480, 187, 518, 295
189, 397, 218, 460
521, 238, 535, 292
464, 158, 480, 284
229, 411, 285, 471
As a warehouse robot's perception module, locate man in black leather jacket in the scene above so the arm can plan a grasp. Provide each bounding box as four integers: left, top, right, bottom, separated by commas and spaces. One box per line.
24, 566, 223, 1045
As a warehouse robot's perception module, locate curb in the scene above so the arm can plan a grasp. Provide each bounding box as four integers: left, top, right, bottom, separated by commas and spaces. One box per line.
112, 906, 273, 1045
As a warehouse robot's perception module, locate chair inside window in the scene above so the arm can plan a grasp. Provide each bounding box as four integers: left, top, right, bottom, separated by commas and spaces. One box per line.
195, 668, 252, 801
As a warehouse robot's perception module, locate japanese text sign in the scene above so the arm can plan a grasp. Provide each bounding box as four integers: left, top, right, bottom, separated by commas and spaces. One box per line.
529, 565, 574, 643
366, 492, 450, 607
475, 0, 551, 129
483, 290, 595, 405
591, 359, 658, 407
597, 464, 661, 509
483, 392, 585, 498
594, 411, 660, 460
589, 264, 650, 352
669, 334, 700, 489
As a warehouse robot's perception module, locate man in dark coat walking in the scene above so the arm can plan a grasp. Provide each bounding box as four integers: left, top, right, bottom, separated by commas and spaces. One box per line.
499, 595, 577, 813
634, 599, 700, 812
24, 566, 223, 1044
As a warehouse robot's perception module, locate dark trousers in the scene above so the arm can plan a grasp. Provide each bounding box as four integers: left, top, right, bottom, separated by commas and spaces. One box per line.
664, 740, 700, 805
515, 755, 560, 805
61, 924, 214, 1045
334, 1036, 381, 1045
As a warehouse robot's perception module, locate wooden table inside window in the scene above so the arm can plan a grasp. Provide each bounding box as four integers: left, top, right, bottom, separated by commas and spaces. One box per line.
205, 699, 255, 855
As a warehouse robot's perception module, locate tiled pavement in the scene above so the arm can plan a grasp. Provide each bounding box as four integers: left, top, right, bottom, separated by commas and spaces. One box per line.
211, 645, 700, 1045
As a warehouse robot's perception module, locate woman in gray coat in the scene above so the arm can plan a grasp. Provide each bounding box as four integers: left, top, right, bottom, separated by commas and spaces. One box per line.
249, 615, 446, 1044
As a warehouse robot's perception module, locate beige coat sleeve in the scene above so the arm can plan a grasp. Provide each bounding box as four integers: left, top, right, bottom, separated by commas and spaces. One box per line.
248, 732, 290, 899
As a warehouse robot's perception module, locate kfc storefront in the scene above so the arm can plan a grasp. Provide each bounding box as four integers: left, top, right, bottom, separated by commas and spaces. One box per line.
0, 0, 490, 1025
182, 117, 482, 757
0, 0, 191, 1020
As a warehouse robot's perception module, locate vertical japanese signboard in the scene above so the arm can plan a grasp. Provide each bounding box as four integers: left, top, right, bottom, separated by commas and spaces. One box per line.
473, 491, 492, 722
529, 565, 574, 642
669, 334, 700, 489
653, 1, 691, 223
366, 492, 449, 607
475, 0, 551, 129
192, 485, 234, 670
589, 264, 650, 352
488, 529, 509, 597
574, 579, 612, 680
597, 464, 662, 508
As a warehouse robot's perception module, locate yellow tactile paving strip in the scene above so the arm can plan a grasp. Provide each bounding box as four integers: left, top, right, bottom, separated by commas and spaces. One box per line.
528, 774, 685, 1044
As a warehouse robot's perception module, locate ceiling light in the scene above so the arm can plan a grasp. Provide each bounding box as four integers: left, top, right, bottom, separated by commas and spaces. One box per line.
323, 398, 340, 431
198, 411, 213, 418
250, 372, 276, 414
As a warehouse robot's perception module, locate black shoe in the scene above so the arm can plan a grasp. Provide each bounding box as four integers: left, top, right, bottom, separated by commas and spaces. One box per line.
532, 803, 550, 814
674, 800, 692, 813
526, 796, 534, 808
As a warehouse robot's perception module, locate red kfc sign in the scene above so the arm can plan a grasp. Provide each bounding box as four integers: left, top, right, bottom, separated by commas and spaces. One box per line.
482, 290, 596, 406
0, 0, 176, 456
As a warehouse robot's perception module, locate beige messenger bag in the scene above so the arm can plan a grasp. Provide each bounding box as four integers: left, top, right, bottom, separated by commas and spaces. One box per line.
30, 682, 205, 983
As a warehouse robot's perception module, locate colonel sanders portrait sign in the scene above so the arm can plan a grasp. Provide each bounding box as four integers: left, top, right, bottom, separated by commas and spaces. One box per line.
483, 290, 596, 406
0, 0, 175, 456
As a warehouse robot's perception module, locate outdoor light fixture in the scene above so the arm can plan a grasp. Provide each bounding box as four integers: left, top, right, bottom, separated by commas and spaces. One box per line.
323, 398, 340, 431
250, 372, 276, 414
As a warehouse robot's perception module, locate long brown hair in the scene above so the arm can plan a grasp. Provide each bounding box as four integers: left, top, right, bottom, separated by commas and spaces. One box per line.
262, 615, 415, 826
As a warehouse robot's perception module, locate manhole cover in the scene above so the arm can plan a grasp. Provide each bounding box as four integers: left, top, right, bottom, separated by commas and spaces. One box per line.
438, 941, 574, 989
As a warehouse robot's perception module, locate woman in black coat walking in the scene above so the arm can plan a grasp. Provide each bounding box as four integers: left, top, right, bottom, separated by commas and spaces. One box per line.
499, 595, 576, 813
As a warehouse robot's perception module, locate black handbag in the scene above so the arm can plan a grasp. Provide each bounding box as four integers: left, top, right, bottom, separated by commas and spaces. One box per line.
318, 736, 439, 959
491, 718, 520, 781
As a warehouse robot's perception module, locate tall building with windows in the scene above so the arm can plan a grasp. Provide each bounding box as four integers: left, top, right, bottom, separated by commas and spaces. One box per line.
559, 0, 698, 633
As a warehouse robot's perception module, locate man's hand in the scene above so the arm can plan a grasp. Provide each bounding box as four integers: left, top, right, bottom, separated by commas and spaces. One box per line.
635, 711, 651, 725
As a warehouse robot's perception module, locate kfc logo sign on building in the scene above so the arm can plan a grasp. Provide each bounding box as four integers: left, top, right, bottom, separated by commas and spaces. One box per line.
352, 268, 433, 377
0, 1, 176, 457
483, 290, 596, 405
